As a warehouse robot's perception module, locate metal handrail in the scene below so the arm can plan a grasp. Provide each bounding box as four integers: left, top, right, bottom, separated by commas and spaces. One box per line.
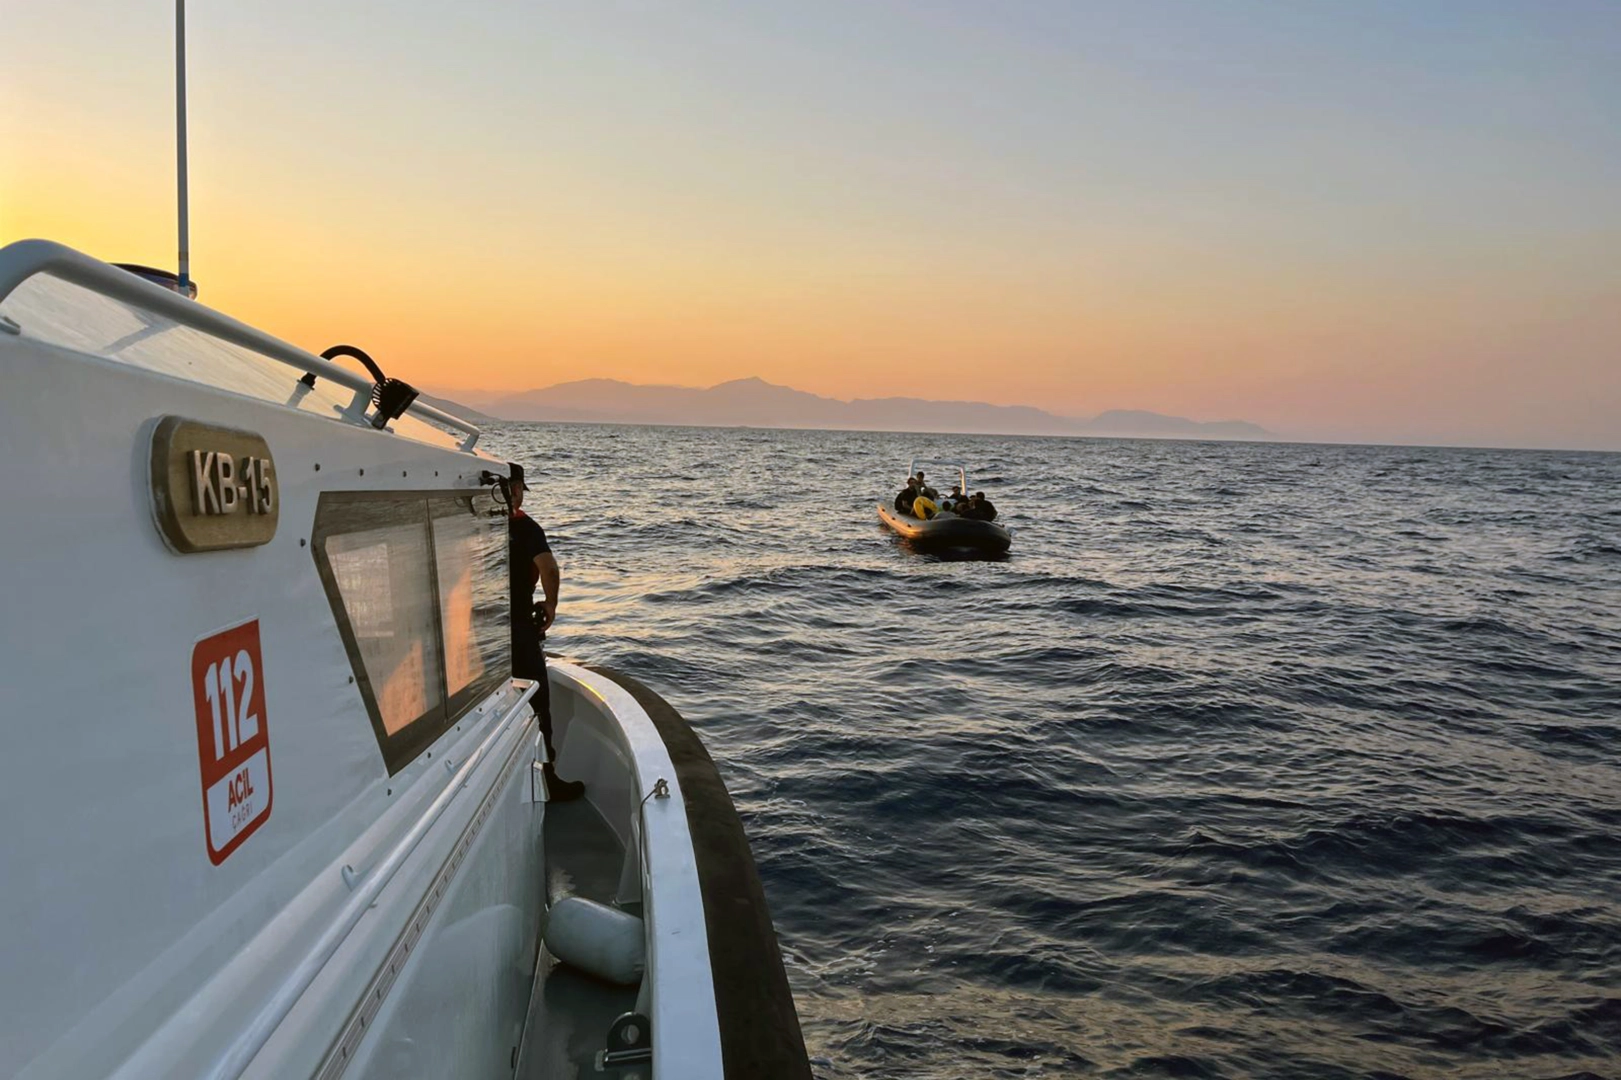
0, 239, 482, 451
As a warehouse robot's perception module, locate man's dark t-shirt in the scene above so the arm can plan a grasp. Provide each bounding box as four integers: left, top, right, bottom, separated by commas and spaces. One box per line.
508, 508, 557, 740
509, 510, 551, 639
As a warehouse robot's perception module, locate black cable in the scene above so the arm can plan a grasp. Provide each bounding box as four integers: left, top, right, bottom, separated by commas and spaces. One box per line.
318, 344, 386, 383
481, 469, 515, 513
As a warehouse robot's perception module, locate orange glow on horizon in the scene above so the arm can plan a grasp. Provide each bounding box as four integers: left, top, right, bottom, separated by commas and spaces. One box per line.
3, 3, 1618, 450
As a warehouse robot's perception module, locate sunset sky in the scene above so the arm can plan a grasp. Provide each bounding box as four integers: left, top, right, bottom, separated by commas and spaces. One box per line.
4, 1, 1619, 448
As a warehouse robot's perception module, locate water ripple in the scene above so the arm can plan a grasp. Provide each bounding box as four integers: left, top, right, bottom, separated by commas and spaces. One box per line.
485, 424, 1621, 1079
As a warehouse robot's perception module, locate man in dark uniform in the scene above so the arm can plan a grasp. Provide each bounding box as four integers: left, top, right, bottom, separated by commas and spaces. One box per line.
509, 473, 584, 801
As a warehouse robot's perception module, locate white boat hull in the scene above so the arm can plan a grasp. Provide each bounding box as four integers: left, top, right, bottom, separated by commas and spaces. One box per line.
0, 241, 807, 1079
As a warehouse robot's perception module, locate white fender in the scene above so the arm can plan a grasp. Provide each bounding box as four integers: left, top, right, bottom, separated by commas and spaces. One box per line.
544, 896, 646, 986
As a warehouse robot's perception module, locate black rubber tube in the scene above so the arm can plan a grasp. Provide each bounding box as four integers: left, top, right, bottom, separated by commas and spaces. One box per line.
318, 344, 386, 384
586, 665, 813, 1080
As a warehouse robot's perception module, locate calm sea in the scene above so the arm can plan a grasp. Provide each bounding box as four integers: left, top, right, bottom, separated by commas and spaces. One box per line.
482, 423, 1621, 1080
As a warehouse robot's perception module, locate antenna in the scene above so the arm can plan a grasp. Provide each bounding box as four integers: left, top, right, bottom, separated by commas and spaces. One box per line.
175, 0, 191, 294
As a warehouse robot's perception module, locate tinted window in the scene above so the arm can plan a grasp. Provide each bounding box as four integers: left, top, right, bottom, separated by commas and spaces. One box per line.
313, 490, 509, 773
431, 495, 510, 714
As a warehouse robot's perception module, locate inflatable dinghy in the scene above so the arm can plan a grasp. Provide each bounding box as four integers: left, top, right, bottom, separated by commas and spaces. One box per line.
877, 503, 1012, 553
881, 459, 1012, 554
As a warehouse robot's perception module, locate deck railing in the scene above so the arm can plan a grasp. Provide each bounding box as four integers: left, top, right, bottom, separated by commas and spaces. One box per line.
0, 239, 482, 451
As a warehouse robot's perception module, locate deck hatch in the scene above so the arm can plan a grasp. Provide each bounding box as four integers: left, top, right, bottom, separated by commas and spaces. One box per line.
312, 490, 509, 773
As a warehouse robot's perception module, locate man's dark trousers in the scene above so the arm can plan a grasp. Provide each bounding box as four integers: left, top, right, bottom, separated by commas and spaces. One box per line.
512, 625, 556, 758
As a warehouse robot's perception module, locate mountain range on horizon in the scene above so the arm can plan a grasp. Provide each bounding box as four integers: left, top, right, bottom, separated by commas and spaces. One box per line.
421, 377, 1274, 441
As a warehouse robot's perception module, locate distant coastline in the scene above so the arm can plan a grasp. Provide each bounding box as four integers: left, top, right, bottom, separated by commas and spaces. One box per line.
420, 377, 1273, 441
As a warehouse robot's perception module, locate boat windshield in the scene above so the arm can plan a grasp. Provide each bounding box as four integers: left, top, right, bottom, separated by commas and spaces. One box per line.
0, 270, 464, 450
906, 459, 968, 493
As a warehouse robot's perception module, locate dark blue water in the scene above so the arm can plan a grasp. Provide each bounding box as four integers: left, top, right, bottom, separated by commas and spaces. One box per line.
484, 424, 1621, 1080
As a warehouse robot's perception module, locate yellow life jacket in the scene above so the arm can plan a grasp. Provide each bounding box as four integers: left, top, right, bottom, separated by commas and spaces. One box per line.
912, 495, 938, 520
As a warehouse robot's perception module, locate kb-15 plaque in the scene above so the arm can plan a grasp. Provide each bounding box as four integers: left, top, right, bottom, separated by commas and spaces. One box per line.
149, 416, 279, 553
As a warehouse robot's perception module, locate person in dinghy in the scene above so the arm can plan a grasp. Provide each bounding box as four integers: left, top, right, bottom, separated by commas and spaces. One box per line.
894, 476, 922, 515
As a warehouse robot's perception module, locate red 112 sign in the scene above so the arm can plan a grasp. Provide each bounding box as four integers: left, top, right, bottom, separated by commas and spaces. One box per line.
192, 619, 274, 864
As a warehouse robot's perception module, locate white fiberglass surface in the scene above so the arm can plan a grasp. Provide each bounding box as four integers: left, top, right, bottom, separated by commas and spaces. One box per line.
0, 271, 461, 449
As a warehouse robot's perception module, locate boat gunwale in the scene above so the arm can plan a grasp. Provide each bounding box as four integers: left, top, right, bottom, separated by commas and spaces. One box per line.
546, 660, 727, 1078
876, 502, 1012, 550
583, 664, 813, 1080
